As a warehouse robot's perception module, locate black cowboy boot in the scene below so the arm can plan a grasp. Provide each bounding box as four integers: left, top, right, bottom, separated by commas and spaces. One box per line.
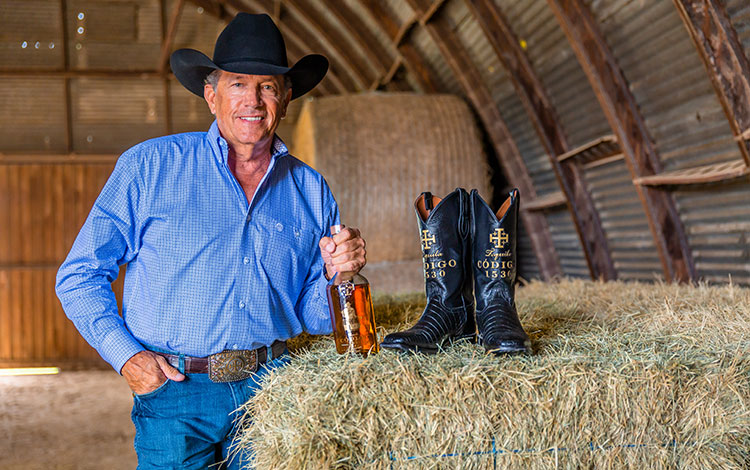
380, 188, 476, 354
471, 189, 531, 355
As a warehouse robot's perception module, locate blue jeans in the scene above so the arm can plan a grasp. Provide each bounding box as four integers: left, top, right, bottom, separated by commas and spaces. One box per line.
131, 354, 290, 469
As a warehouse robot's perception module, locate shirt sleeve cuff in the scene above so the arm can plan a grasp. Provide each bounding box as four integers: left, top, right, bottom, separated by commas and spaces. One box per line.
98, 327, 146, 374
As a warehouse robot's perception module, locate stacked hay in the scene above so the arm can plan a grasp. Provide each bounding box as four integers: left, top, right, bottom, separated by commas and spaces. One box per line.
293, 93, 491, 294
237, 280, 750, 469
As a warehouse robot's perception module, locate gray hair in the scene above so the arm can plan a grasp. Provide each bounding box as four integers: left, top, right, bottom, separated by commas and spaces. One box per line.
204, 69, 222, 89
204, 69, 292, 94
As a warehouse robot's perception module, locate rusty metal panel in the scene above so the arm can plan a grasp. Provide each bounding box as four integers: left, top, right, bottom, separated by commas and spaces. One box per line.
1, 0, 64, 71
0, 78, 68, 153
66, 0, 162, 70
71, 77, 166, 153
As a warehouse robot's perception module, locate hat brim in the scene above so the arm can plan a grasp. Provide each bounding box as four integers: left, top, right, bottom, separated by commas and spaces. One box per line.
170, 49, 328, 100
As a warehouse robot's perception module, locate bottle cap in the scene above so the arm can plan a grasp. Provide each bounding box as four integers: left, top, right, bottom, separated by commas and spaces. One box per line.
330, 224, 344, 235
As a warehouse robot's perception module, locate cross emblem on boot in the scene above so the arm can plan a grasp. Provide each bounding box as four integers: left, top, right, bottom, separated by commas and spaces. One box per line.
421, 230, 436, 250
490, 228, 509, 249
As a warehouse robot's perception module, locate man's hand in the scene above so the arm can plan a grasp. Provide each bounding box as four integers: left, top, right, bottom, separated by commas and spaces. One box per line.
121, 350, 185, 395
319, 227, 367, 280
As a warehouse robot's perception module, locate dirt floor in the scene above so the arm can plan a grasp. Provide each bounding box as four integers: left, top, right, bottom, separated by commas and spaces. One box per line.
0, 370, 137, 470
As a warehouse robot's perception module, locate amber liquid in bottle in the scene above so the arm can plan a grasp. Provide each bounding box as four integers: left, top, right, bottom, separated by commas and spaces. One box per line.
326, 226, 379, 356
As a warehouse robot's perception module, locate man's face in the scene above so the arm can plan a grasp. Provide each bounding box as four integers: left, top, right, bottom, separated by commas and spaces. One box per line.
204, 71, 291, 155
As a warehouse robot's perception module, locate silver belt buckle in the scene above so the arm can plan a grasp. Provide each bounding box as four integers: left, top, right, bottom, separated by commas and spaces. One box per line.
208, 349, 258, 383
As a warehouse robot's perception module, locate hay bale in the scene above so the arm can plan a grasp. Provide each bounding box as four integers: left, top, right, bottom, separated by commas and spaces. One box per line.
237, 280, 750, 469
293, 93, 491, 294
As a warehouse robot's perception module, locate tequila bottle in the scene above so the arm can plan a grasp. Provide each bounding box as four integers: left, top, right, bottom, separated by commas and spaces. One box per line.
326, 225, 379, 356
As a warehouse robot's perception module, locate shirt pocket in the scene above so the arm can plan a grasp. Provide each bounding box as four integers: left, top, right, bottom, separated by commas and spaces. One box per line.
253, 213, 319, 290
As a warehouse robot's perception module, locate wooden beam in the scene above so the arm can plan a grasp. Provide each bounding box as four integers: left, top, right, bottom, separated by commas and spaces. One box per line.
360, 0, 439, 93
419, 0, 448, 25
159, 0, 185, 75
160, 0, 184, 136
0, 70, 165, 78
59, 0, 73, 153
374, 55, 403, 90
0, 154, 118, 165
547, 0, 696, 283
465, 0, 615, 280
634, 160, 750, 186
283, 0, 373, 91
405, 0, 562, 279
672, 0, 750, 167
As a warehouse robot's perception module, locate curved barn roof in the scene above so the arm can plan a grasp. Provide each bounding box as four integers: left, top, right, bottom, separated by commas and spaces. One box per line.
1, 0, 749, 284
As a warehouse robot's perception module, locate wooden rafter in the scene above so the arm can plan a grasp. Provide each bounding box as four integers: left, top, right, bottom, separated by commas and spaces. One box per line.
672, 0, 750, 167
323, 0, 392, 79
160, 0, 184, 135
405, 0, 562, 280
360, 0, 438, 93
283, 0, 372, 91
0, 70, 164, 78
159, 0, 185, 75
547, 0, 696, 283
465, 0, 615, 280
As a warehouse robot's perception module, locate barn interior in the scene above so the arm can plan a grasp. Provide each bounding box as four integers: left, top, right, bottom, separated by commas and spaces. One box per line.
1, 0, 749, 468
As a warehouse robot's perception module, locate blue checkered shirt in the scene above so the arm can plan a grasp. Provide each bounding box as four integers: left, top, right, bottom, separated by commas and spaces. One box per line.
56, 121, 339, 373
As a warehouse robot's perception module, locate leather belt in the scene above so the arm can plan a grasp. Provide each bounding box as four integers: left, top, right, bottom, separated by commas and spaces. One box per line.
153, 340, 287, 383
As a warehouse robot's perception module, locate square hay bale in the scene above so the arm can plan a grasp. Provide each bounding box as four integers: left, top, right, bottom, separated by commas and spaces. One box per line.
236, 280, 750, 469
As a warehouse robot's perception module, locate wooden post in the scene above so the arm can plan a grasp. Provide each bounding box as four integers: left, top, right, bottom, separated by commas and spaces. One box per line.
672, 0, 750, 166
59, 0, 74, 153
547, 0, 696, 283
465, 0, 616, 280
405, 0, 563, 279
160, 0, 184, 136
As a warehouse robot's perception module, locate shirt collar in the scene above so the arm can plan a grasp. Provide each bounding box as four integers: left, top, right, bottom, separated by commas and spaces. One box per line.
207, 120, 289, 164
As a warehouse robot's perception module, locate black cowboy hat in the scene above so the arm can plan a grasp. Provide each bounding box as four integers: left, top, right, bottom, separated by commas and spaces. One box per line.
170, 13, 328, 100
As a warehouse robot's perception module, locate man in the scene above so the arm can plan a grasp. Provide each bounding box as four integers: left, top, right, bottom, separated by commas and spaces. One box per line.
55, 13, 366, 469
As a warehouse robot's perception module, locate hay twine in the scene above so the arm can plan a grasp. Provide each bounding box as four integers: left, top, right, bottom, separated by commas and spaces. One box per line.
236, 279, 750, 469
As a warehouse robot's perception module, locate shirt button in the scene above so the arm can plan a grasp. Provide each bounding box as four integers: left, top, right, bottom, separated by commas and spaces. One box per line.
243, 257, 250, 265
232, 344, 238, 350
276, 223, 283, 232
239, 301, 246, 309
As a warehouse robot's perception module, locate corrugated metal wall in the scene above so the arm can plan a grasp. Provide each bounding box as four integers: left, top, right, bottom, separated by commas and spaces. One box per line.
590, 0, 749, 284
726, 0, 750, 55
